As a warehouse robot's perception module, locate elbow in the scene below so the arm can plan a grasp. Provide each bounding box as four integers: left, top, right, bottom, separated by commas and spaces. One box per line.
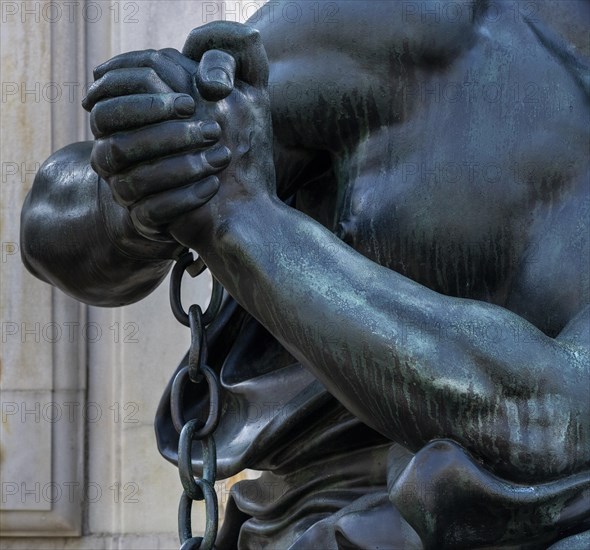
20, 176, 51, 284
20, 141, 95, 285
19, 141, 174, 307
19, 148, 74, 284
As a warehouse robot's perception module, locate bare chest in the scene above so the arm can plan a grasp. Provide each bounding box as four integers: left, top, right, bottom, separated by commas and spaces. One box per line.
289, 14, 590, 334
297, 129, 589, 335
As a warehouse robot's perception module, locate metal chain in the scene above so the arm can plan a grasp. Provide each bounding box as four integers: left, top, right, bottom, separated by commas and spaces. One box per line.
169, 251, 224, 550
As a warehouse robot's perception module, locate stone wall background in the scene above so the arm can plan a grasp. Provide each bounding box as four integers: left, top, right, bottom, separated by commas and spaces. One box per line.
1, 2, 261, 547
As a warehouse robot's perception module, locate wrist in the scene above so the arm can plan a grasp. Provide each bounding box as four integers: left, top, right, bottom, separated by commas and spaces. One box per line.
197, 192, 285, 259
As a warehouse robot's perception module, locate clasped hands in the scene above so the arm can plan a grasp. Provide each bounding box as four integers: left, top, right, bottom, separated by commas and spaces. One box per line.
83, 22, 274, 250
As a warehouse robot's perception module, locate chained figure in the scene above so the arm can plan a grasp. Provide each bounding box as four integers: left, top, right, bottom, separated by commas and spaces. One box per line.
21, 1, 590, 547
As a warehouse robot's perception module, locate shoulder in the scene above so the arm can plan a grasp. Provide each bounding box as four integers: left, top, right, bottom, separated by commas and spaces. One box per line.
252, 0, 484, 66
246, 1, 485, 150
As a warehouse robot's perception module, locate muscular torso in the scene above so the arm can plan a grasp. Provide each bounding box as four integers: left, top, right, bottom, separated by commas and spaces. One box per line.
258, 0, 590, 336
22, 3, 587, 544
202, 5, 590, 539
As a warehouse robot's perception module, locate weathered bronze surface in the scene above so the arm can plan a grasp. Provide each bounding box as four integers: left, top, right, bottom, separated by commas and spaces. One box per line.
21, 1, 589, 548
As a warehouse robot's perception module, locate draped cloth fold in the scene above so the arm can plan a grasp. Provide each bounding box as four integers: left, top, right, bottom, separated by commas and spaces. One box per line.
155, 299, 590, 548
389, 440, 590, 549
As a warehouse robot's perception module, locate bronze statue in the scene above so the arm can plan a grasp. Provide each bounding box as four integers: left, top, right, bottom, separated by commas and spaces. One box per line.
21, 1, 589, 547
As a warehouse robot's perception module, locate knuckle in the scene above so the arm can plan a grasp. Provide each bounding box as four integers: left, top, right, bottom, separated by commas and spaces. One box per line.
145, 67, 159, 82
188, 152, 204, 175
131, 204, 153, 229
111, 175, 135, 206
153, 91, 172, 108
159, 47, 177, 57
109, 183, 130, 207
90, 101, 112, 134
91, 141, 111, 177
107, 138, 127, 171
187, 120, 204, 142
83, 82, 98, 105
100, 71, 114, 86
89, 110, 100, 137
148, 50, 164, 70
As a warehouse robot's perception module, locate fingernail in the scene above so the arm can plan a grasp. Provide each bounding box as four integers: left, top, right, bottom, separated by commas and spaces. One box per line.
201, 121, 221, 140
206, 68, 233, 90
197, 176, 220, 201
174, 95, 195, 116
205, 146, 231, 168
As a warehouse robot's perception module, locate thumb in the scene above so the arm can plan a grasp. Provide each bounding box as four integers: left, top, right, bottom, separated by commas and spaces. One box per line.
196, 49, 237, 101
183, 21, 269, 88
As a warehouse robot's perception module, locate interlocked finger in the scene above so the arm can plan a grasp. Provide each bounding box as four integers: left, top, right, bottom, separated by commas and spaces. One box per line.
83, 67, 173, 111
111, 145, 231, 206
90, 93, 195, 138
159, 48, 202, 80
129, 176, 220, 237
91, 119, 222, 177
93, 48, 196, 93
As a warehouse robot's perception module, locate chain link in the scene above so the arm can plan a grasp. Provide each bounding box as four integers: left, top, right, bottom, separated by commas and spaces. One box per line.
170, 251, 223, 550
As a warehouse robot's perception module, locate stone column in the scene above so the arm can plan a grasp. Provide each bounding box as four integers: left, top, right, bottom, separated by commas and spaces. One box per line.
1, 2, 259, 548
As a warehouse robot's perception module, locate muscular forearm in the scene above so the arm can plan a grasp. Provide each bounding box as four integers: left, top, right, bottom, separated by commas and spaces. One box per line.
195, 195, 589, 480
21, 142, 180, 306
